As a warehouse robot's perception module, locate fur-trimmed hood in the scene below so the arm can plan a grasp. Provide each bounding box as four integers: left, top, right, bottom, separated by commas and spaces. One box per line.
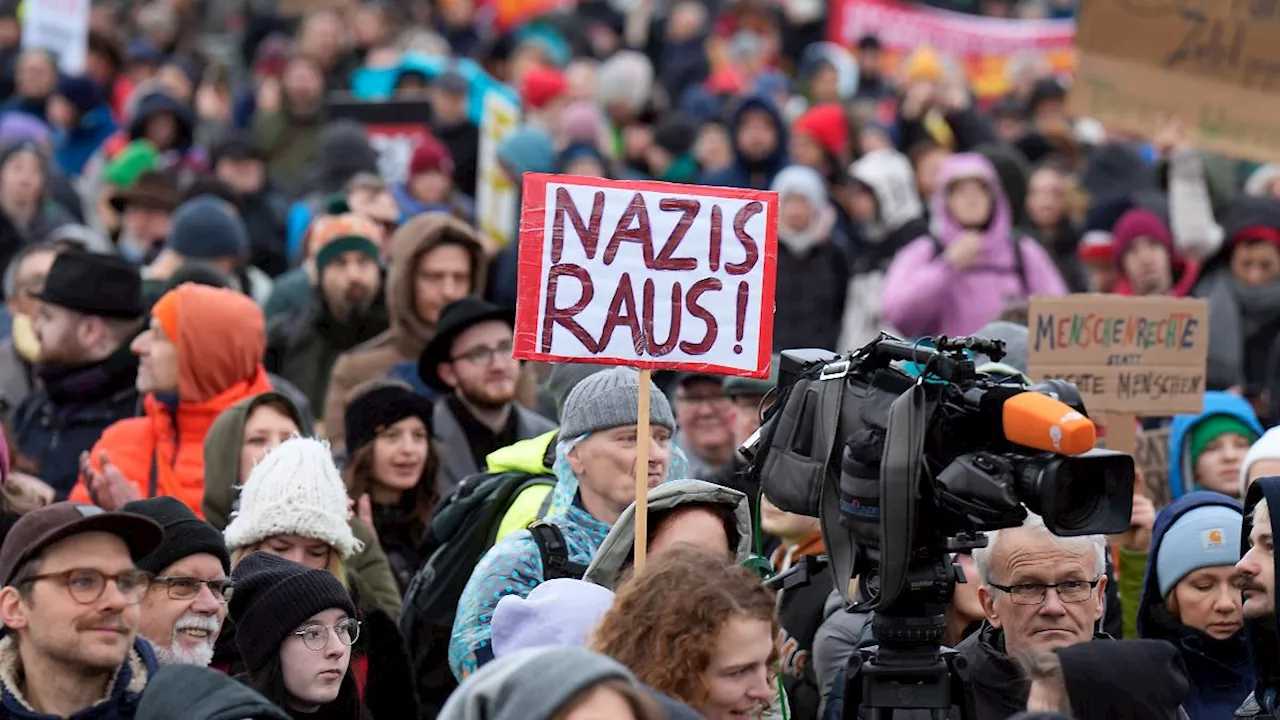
0, 634, 155, 718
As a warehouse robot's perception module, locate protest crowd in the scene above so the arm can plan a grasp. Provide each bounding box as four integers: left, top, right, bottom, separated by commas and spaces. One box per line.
0, 0, 1277, 718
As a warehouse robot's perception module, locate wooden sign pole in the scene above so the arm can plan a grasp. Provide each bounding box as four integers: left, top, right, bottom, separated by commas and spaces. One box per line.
634, 369, 652, 574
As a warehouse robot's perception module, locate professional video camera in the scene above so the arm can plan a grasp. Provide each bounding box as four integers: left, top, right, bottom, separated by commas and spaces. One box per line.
745, 334, 1135, 720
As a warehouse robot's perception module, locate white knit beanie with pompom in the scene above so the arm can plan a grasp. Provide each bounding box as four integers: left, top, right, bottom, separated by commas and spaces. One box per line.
223, 437, 363, 559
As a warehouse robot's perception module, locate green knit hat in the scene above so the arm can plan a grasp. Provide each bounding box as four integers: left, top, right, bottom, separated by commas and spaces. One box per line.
1189, 415, 1259, 468
103, 140, 161, 189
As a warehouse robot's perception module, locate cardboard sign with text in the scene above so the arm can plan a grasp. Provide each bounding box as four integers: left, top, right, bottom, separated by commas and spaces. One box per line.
1135, 427, 1172, 509
1067, 0, 1280, 163
513, 174, 778, 377
1028, 295, 1209, 416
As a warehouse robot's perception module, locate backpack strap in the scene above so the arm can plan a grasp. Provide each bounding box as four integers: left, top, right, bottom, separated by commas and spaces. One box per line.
529, 521, 589, 580
931, 233, 1031, 297
535, 485, 556, 518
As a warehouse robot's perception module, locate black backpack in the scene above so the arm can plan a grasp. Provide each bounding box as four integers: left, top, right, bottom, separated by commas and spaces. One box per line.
399, 469, 588, 719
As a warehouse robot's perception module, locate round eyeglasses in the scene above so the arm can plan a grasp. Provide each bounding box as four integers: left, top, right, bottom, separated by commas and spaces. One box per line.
290, 618, 362, 651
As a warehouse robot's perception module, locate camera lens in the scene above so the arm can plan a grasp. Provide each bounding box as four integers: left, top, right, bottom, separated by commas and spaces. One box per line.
1050, 462, 1104, 533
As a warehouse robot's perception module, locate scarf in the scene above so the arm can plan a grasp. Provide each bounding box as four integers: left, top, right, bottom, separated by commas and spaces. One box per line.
1231, 277, 1280, 339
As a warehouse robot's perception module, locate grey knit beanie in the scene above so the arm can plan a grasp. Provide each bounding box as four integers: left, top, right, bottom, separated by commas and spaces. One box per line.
559, 367, 675, 438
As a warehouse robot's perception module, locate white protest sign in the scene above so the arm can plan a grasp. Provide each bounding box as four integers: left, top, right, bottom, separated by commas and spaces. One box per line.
476, 91, 521, 248
21, 0, 89, 75
513, 174, 778, 378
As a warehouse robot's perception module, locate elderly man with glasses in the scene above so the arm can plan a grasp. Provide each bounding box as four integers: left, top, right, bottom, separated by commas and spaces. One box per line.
122, 497, 233, 668
0, 502, 163, 719
959, 512, 1111, 720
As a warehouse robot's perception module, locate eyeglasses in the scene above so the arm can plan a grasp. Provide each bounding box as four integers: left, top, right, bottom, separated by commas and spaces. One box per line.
18, 568, 152, 605
452, 339, 515, 366
676, 394, 732, 409
290, 618, 362, 652
152, 576, 234, 602
988, 578, 1101, 606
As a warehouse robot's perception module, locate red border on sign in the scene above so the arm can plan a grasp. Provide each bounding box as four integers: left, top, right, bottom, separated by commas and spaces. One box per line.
512, 173, 778, 379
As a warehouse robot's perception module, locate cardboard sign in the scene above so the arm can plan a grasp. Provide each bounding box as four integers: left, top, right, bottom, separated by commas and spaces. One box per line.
1027, 295, 1209, 416
1135, 426, 1172, 509
326, 95, 433, 186
1068, 0, 1280, 163
829, 0, 1076, 98
475, 91, 521, 248
21, 0, 90, 75
513, 174, 778, 378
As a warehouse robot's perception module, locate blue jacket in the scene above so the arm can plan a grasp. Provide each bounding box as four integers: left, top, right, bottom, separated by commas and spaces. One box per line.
449, 437, 687, 680
698, 94, 790, 190
55, 106, 117, 176
1138, 492, 1254, 720
0, 636, 157, 719
1169, 392, 1264, 499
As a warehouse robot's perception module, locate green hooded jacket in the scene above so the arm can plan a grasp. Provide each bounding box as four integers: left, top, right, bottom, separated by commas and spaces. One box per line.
201, 391, 402, 617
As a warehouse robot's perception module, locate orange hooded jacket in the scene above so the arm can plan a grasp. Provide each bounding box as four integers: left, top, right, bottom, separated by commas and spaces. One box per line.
71, 284, 274, 516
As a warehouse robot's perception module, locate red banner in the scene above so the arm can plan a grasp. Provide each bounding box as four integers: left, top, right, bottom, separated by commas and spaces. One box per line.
829, 0, 1077, 98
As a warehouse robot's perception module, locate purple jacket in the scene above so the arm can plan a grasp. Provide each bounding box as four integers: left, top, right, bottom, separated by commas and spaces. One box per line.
880, 153, 1067, 337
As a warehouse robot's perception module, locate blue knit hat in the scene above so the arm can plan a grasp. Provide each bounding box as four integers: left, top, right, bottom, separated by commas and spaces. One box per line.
168, 196, 249, 260
1155, 503, 1242, 597
55, 76, 102, 115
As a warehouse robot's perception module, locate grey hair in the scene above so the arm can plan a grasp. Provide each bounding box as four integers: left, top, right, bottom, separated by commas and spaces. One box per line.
1255, 499, 1270, 527
972, 512, 1108, 587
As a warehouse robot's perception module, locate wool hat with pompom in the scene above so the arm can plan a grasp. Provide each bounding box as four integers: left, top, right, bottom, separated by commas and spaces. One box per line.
223, 437, 363, 559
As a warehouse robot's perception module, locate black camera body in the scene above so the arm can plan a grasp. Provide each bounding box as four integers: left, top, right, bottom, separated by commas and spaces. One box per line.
746, 335, 1135, 719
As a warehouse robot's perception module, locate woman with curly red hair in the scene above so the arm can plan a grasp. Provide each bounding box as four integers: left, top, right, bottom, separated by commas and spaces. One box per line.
593, 547, 782, 720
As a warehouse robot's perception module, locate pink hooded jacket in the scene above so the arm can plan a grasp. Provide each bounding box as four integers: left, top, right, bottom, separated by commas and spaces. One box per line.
880, 153, 1068, 337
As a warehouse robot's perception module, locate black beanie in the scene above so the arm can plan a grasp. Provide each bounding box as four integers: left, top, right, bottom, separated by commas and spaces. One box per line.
344, 385, 433, 454
1055, 639, 1189, 719
121, 497, 231, 574
229, 553, 356, 676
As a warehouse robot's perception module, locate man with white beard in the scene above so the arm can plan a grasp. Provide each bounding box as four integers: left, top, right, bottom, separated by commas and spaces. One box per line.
122, 497, 232, 667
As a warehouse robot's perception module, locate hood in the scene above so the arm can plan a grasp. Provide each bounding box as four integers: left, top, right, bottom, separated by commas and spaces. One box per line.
152, 284, 267, 404
1243, 428, 1280, 498
0, 143, 52, 204
850, 149, 923, 237
384, 214, 487, 357
485, 431, 557, 475
582, 479, 751, 590
1243, 476, 1280, 698
1245, 164, 1280, 198
975, 143, 1031, 230
727, 93, 789, 174
135, 663, 288, 720
928, 153, 1014, 258
1138, 491, 1245, 639
127, 91, 195, 152
0, 634, 154, 715
202, 391, 310, 529
438, 646, 640, 720
1081, 141, 1155, 205
1169, 391, 1265, 499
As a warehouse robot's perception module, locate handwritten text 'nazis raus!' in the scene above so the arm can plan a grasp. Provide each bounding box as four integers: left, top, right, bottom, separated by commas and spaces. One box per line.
535, 184, 770, 359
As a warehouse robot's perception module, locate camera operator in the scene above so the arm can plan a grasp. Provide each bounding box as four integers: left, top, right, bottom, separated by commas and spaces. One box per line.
1236, 476, 1280, 719
960, 513, 1112, 720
